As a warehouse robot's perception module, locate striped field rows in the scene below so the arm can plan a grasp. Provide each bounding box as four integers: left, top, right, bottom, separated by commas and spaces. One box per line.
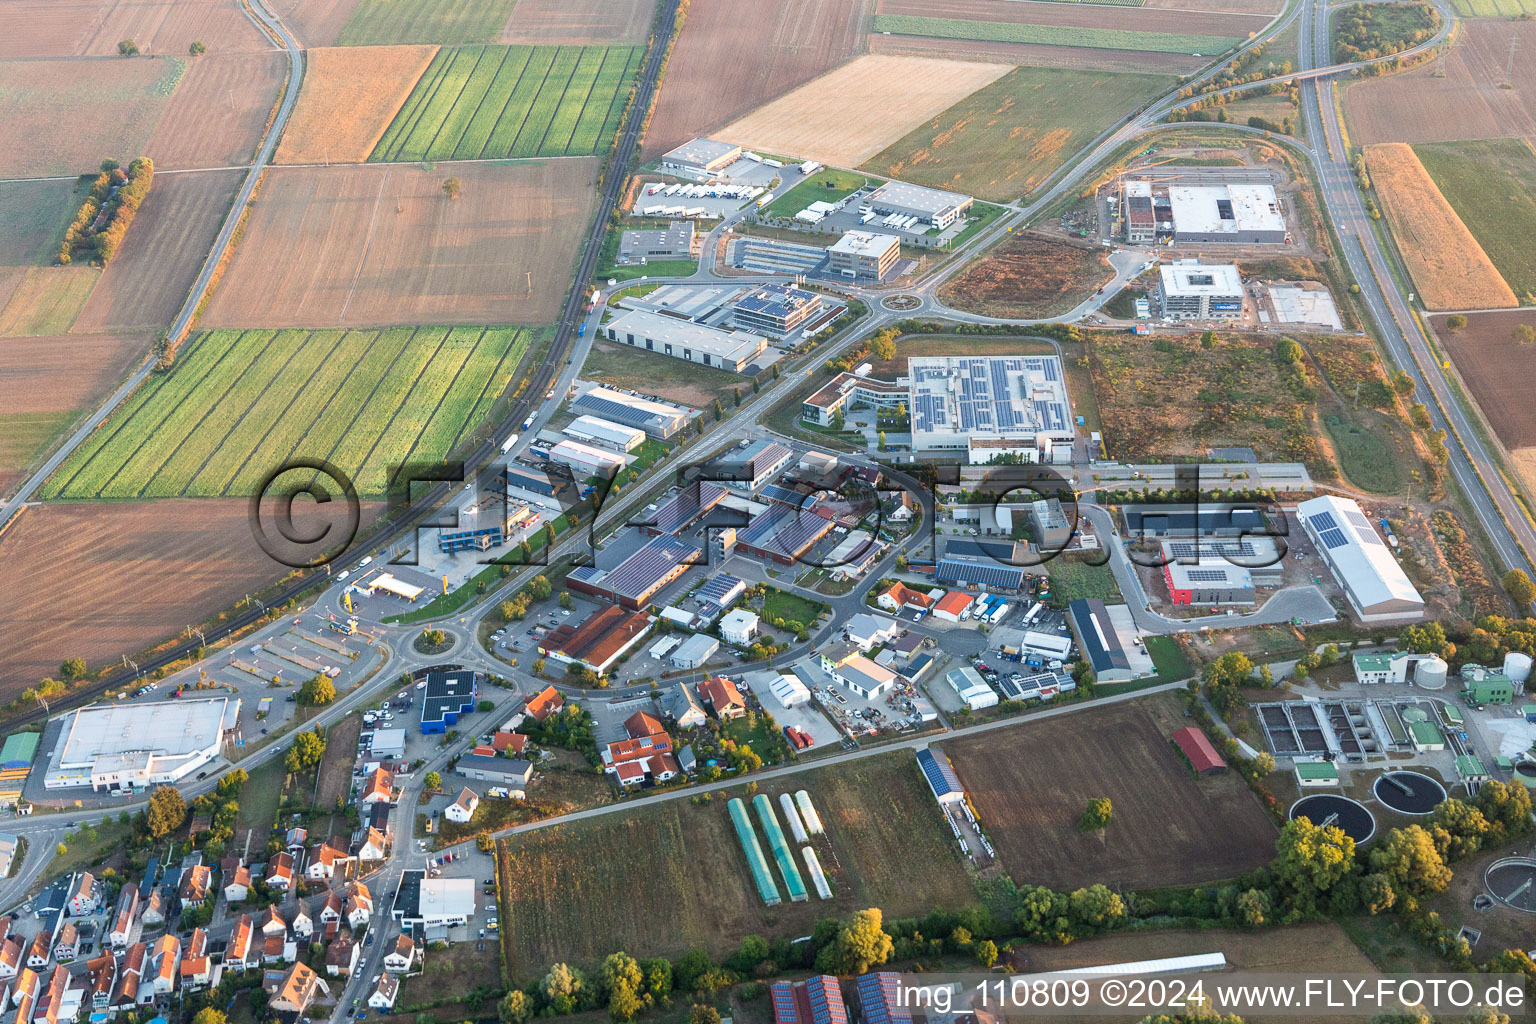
373, 44, 641, 162
43, 326, 536, 500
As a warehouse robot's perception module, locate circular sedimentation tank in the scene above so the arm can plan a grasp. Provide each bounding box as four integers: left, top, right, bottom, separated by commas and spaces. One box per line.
1514, 761, 1536, 790
1402, 706, 1429, 724
1289, 794, 1377, 845
1414, 656, 1448, 689
1484, 857, 1536, 913
1372, 770, 1446, 815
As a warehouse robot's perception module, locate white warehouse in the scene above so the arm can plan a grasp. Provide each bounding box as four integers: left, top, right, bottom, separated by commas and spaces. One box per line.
563, 415, 645, 452
1296, 495, 1424, 622
546, 439, 626, 480
44, 698, 239, 791
603, 308, 767, 374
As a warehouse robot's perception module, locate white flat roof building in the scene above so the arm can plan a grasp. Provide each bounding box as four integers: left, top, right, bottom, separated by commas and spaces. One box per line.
720, 609, 760, 645
946, 666, 999, 710
826, 230, 901, 281
547, 439, 626, 480
604, 308, 767, 373
564, 415, 645, 452
1296, 495, 1424, 622
45, 697, 236, 791
767, 673, 811, 708
908, 355, 1075, 457
660, 138, 742, 176
1156, 261, 1245, 320
863, 180, 973, 229
1169, 184, 1286, 243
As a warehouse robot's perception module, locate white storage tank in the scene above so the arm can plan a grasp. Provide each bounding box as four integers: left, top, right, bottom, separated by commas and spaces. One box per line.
1414, 656, 1448, 690
1503, 651, 1532, 684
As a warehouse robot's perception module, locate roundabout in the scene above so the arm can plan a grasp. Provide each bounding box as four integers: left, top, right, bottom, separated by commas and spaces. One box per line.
1372, 771, 1446, 815
881, 294, 922, 311
1290, 794, 1376, 845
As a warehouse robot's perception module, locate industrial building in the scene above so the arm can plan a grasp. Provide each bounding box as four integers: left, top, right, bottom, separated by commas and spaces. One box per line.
706, 439, 794, 493
934, 557, 1026, 593
1155, 261, 1245, 320
829, 655, 898, 698
1159, 536, 1284, 580
540, 606, 655, 675
603, 308, 768, 373
639, 481, 728, 537
908, 355, 1075, 461
1068, 598, 1132, 684
617, 221, 697, 265
1030, 498, 1073, 549
1169, 184, 1286, 244
506, 464, 571, 500
563, 415, 645, 452
826, 230, 901, 281
438, 503, 538, 555
670, 634, 720, 669
1296, 495, 1423, 622
1124, 503, 1269, 538
946, 666, 999, 710
862, 180, 973, 230
1122, 179, 1155, 243
420, 671, 478, 734
732, 284, 824, 336
801, 370, 907, 426
454, 755, 533, 793
915, 748, 965, 805
659, 138, 742, 178
735, 502, 835, 565
567, 535, 701, 610
544, 439, 626, 480
572, 387, 688, 439
392, 872, 475, 930
1162, 559, 1256, 606
43, 698, 239, 791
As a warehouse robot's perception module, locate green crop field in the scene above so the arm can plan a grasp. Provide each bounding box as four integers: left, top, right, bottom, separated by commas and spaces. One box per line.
373, 44, 641, 162
1414, 139, 1536, 301
43, 325, 538, 500
1449, 0, 1536, 16
868, 13, 1240, 55
867, 66, 1175, 201
337, 0, 518, 45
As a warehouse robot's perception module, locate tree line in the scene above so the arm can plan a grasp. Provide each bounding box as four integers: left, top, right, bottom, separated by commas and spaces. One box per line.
60, 157, 155, 266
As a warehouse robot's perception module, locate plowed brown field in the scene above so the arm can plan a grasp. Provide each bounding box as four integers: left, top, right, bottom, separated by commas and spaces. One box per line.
79, 0, 273, 54
642, 0, 872, 158
0, 0, 103, 57
74, 168, 243, 332
877, 0, 1271, 39
147, 50, 287, 169
0, 332, 151, 494
1431, 310, 1536, 450
939, 231, 1112, 318
719, 55, 1010, 168
1345, 20, 1536, 145
275, 45, 438, 164
946, 696, 1278, 890
501, 0, 653, 44
273, 0, 358, 46
202, 160, 597, 327
867, 32, 1202, 72
0, 56, 184, 177
1364, 143, 1515, 311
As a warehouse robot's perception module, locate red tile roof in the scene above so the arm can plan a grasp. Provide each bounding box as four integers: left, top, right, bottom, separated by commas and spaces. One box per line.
624, 710, 665, 739
1172, 727, 1226, 773
492, 731, 529, 754
698, 676, 744, 712
525, 686, 563, 722
934, 592, 973, 616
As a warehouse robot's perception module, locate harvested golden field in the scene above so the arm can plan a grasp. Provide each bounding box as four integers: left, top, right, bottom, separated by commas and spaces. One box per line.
1364, 143, 1515, 311
501, 0, 654, 44
202, 160, 597, 327
79, 0, 273, 54
147, 50, 288, 169
276, 45, 439, 164
642, 0, 872, 159
0, 267, 99, 336
718, 55, 1010, 168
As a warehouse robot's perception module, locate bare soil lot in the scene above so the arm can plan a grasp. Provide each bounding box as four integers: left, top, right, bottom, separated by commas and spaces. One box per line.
501, 0, 654, 44
275, 45, 439, 164
203, 161, 595, 328
74, 168, 242, 332
0, 56, 185, 177
719, 55, 1008, 168
580, 338, 738, 408
0, 500, 300, 696
0, 332, 151, 495
0, 0, 103, 57
0, 267, 99, 336
642, 0, 872, 159
1430, 310, 1536, 450
938, 230, 1111, 318
866, 32, 1203, 73
945, 695, 1277, 890
272, 0, 359, 46
147, 50, 287, 169
1344, 19, 1536, 145
80, 0, 273, 54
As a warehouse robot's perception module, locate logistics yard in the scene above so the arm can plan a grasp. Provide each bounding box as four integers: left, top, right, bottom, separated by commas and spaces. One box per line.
946, 696, 1278, 890
201, 161, 595, 327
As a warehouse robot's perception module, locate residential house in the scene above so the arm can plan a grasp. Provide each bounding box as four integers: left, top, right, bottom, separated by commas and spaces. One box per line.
698, 676, 747, 720
345, 883, 373, 930
85, 954, 115, 1013
285, 827, 308, 851
359, 768, 394, 807
9, 968, 38, 1023
109, 884, 138, 948
844, 613, 898, 651
25, 932, 48, 970
602, 711, 675, 787
50, 924, 77, 963
291, 907, 313, 940
258, 907, 287, 939
662, 681, 706, 728
318, 893, 344, 931
382, 934, 416, 974
223, 864, 250, 902
179, 864, 213, 907
261, 935, 290, 966
445, 787, 479, 824
266, 963, 330, 1015
0, 934, 21, 982
357, 828, 387, 863
876, 582, 933, 614
108, 946, 144, 1012
140, 888, 166, 926
368, 973, 399, 1011
149, 934, 180, 996
228, 916, 258, 971
324, 934, 359, 978
265, 852, 294, 891
525, 686, 563, 722
179, 929, 211, 990
490, 732, 528, 756
306, 840, 351, 881
31, 965, 77, 1024
67, 874, 99, 917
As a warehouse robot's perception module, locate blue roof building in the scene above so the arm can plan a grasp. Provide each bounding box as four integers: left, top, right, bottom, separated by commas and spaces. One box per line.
915, 748, 964, 804
421, 670, 478, 734
856, 973, 915, 1024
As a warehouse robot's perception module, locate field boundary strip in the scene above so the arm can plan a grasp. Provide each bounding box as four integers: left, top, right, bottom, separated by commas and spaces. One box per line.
869, 12, 1240, 54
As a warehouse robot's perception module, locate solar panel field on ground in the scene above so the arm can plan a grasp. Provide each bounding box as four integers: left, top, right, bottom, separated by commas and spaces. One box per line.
372, 43, 641, 161
43, 325, 536, 500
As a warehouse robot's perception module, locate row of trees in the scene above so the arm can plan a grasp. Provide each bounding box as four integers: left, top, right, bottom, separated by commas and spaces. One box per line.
59, 158, 154, 265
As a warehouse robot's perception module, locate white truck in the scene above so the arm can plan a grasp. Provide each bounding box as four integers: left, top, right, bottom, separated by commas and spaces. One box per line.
500, 432, 520, 454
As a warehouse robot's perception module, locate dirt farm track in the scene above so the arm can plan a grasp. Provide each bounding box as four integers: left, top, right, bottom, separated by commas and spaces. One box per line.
945, 696, 1278, 890
201, 160, 598, 328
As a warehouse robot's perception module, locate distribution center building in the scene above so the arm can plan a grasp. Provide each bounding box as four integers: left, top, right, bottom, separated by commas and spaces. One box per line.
659, 138, 742, 178
563, 415, 645, 452
617, 221, 697, 265
1296, 495, 1424, 622
545, 439, 626, 480
603, 308, 767, 374
908, 355, 1074, 461
1155, 261, 1245, 320
1169, 184, 1286, 244
826, 231, 901, 281
43, 698, 239, 791
862, 180, 973, 230
573, 387, 688, 439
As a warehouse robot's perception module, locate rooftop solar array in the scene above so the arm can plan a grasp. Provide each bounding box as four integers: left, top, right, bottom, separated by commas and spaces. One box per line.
760, 483, 813, 508
916, 748, 963, 798
605, 536, 701, 601
909, 355, 1073, 446
771, 984, 800, 1024
1318, 528, 1350, 550
855, 974, 913, 1024
648, 482, 725, 534
1165, 539, 1258, 559
1184, 569, 1231, 582
697, 573, 745, 604
739, 503, 833, 558
935, 558, 1024, 590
